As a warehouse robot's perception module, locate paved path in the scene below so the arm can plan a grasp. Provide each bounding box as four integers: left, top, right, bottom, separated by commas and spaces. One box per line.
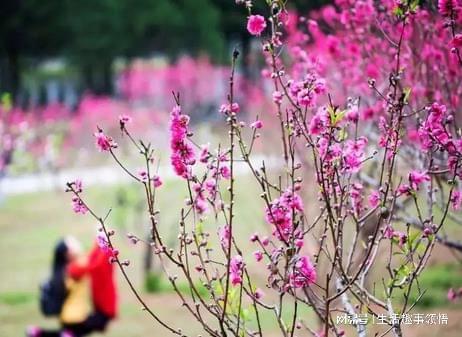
0, 155, 280, 196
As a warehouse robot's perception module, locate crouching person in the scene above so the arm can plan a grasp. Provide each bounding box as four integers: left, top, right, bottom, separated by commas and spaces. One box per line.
65, 239, 118, 336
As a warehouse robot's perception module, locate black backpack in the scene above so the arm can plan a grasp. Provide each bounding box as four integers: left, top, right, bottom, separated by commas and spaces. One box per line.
40, 240, 69, 316
39, 274, 67, 316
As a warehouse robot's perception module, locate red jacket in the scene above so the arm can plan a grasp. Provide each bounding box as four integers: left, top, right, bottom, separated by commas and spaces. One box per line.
68, 243, 118, 318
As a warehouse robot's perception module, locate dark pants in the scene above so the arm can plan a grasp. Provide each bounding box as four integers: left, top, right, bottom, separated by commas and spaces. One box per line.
40, 311, 111, 337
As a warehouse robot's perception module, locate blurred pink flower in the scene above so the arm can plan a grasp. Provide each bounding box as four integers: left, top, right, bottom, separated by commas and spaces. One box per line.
138, 169, 148, 182
219, 225, 231, 249
72, 196, 88, 215
295, 239, 304, 248
368, 190, 380, 208
247, 15, 267, 36
254, 288, 264, 299
119, 114, 132, 127
170, 105, 195, 178
272, 91, 283, 104
423, 227, 434, 237
289, 256, 316, 288
250, 120, 263, 129
448, 288, 457, 301
220, 165, 231, 179
94, 129, 117, 152
153, 175, 162, 188
409, 170, 430, 190
230, 255, 244, 286
199, 144, 209, 163
451, 34, 462, 48
219, 102, 240, 115
72, 179, 83, 193
253, 250, 263, 262
438, 0, 458, 16
384, 226, 395, 239
451, 190, 462, 209
265, 188, 304, 241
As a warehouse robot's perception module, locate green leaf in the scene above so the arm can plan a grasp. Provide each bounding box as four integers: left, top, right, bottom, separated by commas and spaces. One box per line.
410, 0, 419, 12
240, 308, 251, 322
1, 93, 12, 112
393, 6, 404, 18
396, 264, 413, 284
328, 105, 346, 126
403, 87, 412, 104
213, 281, 224, 297
408, 230, 420, 248
196, 221, 204, 235
338, 128, 348, 141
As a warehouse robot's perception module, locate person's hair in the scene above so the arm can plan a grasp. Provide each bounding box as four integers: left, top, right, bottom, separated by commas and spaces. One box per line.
52, 239, 69, 274
51, 238, 70, 297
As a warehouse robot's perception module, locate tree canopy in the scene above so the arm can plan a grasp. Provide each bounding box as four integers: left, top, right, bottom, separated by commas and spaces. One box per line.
0, 0, 328, 97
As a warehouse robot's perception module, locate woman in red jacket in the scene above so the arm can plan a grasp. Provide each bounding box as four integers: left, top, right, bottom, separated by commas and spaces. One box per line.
63, 240, 118, 336
28, 239, 118, 337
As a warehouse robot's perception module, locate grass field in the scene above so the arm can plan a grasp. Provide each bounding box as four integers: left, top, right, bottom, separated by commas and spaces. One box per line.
1, 174, 462, 337
0, 175, 293, 337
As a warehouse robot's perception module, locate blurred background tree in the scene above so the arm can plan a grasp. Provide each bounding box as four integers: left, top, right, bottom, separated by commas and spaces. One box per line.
0, 0, 328, 101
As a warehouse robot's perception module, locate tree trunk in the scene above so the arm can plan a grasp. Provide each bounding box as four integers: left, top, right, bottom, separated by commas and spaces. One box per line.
4, 49, 20, 101
143, 233, 153, 274
81, 61, 113, 95
82, 64, 94, 94
100, 61, 112, 95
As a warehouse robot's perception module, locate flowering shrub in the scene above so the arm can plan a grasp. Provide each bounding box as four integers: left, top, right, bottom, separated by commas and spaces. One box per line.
118, 56, 255, 116
1, 56, 254, 175
66, 1, 462, 337
0, 98, 36, 176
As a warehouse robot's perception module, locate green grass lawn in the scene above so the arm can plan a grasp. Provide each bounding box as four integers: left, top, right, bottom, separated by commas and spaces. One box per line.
1, 172, 462, 337
0, 175, 304, 336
